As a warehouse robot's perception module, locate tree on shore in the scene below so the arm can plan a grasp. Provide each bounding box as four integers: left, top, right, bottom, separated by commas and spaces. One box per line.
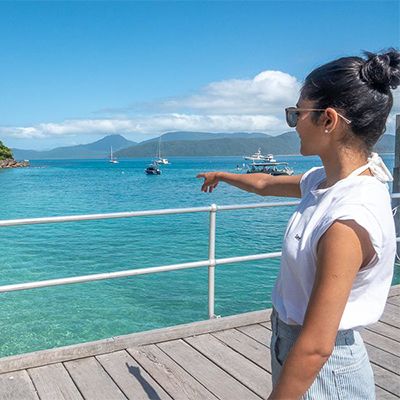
0, 141, 13, 160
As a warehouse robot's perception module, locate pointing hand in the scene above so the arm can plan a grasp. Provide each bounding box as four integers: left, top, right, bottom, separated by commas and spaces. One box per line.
196, 172, 220, 193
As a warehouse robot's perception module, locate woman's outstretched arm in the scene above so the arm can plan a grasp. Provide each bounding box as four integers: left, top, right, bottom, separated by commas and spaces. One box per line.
196, 172, 303, 198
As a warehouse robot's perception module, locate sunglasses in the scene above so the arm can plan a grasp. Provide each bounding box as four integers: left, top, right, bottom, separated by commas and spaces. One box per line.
285, 107, 352, 128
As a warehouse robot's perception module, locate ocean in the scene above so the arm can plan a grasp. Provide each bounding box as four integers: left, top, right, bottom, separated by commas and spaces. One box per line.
0, 154, 398, 357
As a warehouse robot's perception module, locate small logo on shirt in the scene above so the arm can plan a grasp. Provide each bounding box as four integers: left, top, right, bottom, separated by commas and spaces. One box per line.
294, 234, 302, 240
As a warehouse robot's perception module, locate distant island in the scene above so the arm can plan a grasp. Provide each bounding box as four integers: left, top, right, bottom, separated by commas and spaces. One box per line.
10, 131, 395, 160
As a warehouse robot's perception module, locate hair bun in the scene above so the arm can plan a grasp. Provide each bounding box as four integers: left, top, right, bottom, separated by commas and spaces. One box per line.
360, 49, 400, 90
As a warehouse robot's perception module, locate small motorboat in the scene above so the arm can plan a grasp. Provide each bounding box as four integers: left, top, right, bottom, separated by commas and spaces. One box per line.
145, 162, 161, 175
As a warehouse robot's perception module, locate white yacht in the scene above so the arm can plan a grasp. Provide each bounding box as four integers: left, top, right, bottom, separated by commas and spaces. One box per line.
243, 148, 276, 163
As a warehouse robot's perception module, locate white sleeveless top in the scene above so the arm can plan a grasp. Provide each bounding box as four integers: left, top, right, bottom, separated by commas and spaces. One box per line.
272, 153, 396, 330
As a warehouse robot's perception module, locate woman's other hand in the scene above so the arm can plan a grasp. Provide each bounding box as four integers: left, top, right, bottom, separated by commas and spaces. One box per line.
196, 172, 220, 193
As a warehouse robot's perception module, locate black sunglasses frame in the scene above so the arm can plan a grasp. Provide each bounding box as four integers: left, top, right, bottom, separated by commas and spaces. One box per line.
285, 107, 352, 128
285, 107, 325, 128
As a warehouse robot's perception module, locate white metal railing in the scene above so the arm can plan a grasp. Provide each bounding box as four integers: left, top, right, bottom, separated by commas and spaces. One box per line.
0, 195, 399, 319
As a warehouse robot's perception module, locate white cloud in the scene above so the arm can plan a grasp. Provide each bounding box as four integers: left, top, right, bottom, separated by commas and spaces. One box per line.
0, 69, 301, 142
160, 70, 301, 115
2, 71, 398, 146
0, 113, 285, 140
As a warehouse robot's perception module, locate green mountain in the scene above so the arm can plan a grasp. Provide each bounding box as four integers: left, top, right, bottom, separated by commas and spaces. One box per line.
117, 132, 395, 158
10, 131, 395, 160
12, 134, 137, 160
117, 131, 299, 157
143, 131, 270, 143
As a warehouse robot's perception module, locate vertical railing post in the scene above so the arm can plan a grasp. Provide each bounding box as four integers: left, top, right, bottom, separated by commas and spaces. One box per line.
208, 203, 217, 319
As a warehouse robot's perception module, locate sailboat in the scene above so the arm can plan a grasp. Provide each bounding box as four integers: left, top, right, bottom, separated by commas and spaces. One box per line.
155, 137, 169, 165
109, 146, 119, 164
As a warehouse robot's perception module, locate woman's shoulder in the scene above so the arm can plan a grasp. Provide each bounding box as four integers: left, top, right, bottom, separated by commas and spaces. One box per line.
334, 175, 391, 203
326, 178, 393, 230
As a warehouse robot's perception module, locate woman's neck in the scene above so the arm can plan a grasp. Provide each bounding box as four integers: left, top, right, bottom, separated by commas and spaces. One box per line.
319, 149, 371, 189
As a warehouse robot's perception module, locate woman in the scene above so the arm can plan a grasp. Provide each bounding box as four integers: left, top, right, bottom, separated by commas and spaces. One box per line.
197, 49, 399, 399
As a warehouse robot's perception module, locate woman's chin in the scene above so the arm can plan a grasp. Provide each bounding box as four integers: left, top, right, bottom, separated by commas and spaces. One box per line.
299, 144, 307, 155
299, 145, 315, 156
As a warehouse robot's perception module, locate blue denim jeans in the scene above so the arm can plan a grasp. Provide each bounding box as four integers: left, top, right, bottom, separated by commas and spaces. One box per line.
270, 309, 375, 399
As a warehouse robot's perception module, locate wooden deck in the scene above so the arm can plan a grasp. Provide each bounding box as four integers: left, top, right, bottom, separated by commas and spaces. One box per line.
0, 285, 399, 400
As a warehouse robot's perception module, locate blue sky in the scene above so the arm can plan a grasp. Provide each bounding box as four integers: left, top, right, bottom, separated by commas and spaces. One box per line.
0, 0, 398, 150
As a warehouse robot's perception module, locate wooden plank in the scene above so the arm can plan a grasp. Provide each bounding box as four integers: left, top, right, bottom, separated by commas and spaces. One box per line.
386, 296, 400, 307
366, 344, 400, 376
127, 345, 219, 400
372, 363, 400, 397
114, 309, 270, 350
186, 333, 272, 398
237, 324, 272, 347
96, 350, 172, 400
158, 339, 261, 400
367, 321, 400, 343
375, 385, 399, 400
212, 328, 271, 372
260, 321, 272, 329
64, 357, 127, 400
0, 370, 39, 400
380, 303, 400, 327
28, 363, 83, 400
388, 285, 400, 298
361, 329, 400, 357
0, 337, 118, 375
0, 310, 269, 374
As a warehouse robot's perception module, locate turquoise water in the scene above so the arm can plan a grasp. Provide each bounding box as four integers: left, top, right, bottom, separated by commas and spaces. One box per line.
0, 154, 397, 357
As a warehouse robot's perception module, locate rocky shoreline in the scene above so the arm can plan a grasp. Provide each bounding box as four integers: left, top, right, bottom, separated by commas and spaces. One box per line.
0, 158, 30, 168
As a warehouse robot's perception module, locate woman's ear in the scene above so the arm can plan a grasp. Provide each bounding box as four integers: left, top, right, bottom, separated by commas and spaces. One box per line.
324, 108, 339, 133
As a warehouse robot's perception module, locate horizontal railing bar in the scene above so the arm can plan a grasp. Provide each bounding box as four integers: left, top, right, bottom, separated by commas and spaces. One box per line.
216, 252, 282, 265
0, 207, 212, 227
0, 203, 300, 228
392, 193, 400, 199
217, 202, 299, 211
0, 260, 211, 293
0, 252, 282, 294
0, 193, 399, 227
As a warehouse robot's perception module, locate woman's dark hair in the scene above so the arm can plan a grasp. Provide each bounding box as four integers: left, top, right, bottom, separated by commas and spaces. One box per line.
301, 48, 400, 152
